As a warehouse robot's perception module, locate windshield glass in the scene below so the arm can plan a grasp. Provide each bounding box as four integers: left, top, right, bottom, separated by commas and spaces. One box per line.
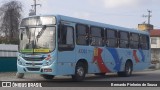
20, 16, 56, 27
20, 26, 55, 53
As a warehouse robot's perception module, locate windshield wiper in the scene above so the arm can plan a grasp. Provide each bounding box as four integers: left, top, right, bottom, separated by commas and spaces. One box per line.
36, 25, 47, 41
25, 26, 31, 44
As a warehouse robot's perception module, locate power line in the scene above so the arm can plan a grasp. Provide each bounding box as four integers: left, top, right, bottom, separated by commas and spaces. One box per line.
29, 0, 41, 16
142, 10, 152, 24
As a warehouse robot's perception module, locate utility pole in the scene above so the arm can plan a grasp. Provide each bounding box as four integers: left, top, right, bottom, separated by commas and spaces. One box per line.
30, 0, 41, 15
143, 10, 152, 24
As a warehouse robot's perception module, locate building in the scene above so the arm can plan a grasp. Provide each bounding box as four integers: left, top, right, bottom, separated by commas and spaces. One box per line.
150, 29, 160, 63
138, 24, 154, 31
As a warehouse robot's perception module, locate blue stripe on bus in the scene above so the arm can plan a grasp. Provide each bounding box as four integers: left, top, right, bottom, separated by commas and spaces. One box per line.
139, 49, 145, 62
107, 48, 121, 71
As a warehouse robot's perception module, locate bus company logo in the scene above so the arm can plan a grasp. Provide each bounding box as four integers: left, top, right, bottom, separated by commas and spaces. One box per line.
2, 82, 12, 87
32, 62, 35, 66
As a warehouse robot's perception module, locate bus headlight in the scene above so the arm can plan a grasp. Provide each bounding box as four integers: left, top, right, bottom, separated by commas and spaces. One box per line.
18, 60, 22, 65
43, 60, 53, 66
17, 59, 26, 66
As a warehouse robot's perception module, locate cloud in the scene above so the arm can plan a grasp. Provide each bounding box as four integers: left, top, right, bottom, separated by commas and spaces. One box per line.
103, 0, 138, 8
73, 12, 91, 19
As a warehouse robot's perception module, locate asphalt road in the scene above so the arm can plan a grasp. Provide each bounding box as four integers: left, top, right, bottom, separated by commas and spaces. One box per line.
0, 69, 160, 90
0, 69, 160, 81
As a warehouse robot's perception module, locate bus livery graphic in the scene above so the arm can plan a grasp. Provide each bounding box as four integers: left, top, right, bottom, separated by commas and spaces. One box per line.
139, 50, 145, 62
93, 48, 110, 73
107, 48, 122, 71
133, 50, 140, 63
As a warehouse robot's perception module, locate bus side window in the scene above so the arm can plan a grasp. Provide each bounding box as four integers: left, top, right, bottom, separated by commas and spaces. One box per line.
58, 25, 74, 51
76, 24, 89, 45
130, 33, 139, 49
90, 27, 104, 46
119, 31, 129, 48
106, 29, 117, 48
140, 35, 149, 50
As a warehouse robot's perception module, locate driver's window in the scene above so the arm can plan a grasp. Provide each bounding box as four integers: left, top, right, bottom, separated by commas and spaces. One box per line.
58, 25, 74, 51
66, 27, 74, 44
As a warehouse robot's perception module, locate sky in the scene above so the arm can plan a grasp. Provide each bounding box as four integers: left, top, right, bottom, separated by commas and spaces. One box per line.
0, 0, 160, 29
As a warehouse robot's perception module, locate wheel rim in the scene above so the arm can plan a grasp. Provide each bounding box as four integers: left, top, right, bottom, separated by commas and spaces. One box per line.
126, 66, 131, 74
77, 67, 84, 76
126, 64, 132, 75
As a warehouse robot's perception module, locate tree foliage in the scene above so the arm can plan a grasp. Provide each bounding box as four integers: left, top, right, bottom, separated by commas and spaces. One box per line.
0, 0, 22, 44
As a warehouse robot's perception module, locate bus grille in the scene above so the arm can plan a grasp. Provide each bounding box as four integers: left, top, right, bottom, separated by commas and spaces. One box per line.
23, 57, 45, 61
26, 63, 43, 66
27, 67, 40, 71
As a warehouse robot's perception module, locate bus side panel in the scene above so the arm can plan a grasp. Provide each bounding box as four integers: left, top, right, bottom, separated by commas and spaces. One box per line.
75, 46, 97, 73
77, 47, 115, 74
105, 48, 132, 73
132, 50, 151, 71
116, 49, 151, 72
92, 47, 112, 73
75, 46, 112, 74
104, 48, 117, 72
105, 48, 151, 73
56, 50, 76, 75
73, 47, 150, 74
116, 49, 134, 72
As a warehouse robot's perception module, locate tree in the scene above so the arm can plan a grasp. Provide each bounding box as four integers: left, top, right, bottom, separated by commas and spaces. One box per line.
0, 0, 22, 44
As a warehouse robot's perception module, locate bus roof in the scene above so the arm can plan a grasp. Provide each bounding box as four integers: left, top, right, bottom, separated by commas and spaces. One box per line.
25, 14, 149, 35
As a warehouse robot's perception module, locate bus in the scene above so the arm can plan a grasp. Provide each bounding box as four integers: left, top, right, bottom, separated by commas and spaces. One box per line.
16, 15, 151, 81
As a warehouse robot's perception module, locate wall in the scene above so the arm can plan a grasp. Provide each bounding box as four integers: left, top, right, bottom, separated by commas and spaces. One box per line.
0, 44, 18, 72
151, 37, 160, 48
0, 57, 17, 72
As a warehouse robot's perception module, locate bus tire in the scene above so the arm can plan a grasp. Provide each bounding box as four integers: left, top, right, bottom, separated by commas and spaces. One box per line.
41, 74, 54, 80
72, 62, 86, 81
16, 72, 24, 78
118, 61, 133, 77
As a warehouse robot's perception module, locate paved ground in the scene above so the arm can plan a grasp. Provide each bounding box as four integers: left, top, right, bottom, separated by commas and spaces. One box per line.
0, 69, 159, 81
0, 69, 160, 90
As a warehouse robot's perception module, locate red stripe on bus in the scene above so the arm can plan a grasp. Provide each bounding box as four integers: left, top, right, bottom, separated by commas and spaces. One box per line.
133, 50, 140, 63
93, 48, 110, 73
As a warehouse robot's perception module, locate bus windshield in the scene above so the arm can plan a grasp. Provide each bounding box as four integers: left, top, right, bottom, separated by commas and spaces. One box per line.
19, 16, 56, 53
19, 25, 56, 53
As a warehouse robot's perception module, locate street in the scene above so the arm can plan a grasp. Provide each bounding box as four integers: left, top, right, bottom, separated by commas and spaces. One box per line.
0, 69, 160, 81
0, 69, 160, 90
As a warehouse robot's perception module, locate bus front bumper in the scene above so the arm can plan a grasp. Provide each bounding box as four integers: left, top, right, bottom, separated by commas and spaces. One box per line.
17, 64, 56, 75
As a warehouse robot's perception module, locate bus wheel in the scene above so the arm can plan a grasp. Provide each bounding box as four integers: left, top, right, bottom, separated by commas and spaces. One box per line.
16, 72, 24, 78
118, 61, 133, 77
72, 62, 86, 81
41, 74, 54, 80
